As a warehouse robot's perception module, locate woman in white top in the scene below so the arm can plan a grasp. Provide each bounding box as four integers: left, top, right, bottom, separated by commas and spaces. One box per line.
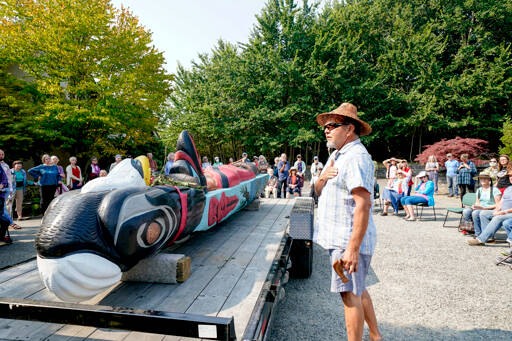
380, 171, 410, 215
425, 155, 440, 193
66, 157, 83, 190
383, 157, 399, 187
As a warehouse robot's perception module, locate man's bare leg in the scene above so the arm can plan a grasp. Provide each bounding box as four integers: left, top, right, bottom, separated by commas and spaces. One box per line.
362, 290, 382, 341
341, 292, 364, 341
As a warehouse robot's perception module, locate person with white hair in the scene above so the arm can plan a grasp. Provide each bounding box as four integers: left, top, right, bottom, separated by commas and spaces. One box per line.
164, 152, 175, 175
66, 156, 83, 190
51, 155, 67, 195
264, 168, 278, 198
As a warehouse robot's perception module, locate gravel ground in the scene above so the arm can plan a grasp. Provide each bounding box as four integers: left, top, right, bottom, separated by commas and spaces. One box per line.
0, 218, 39, 269
269, 182, 512, 340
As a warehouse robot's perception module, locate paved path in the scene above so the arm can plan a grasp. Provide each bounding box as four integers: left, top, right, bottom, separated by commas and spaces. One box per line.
270, 184, 512, 340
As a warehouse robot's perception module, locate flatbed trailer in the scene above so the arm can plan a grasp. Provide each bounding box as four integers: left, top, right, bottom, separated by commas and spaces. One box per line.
0, 197, 314, 341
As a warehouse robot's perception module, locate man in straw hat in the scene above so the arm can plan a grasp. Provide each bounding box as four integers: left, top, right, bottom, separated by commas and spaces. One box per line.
314, 103, 382, 341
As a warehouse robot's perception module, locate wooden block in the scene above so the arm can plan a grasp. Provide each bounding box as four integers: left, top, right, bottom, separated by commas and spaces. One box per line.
121, 254, 191, 284
244, 199, 260, 211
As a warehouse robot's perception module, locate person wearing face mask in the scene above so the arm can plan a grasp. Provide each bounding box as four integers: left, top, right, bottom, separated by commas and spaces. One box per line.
484, 158, 498, 182
212, 156, 223, 167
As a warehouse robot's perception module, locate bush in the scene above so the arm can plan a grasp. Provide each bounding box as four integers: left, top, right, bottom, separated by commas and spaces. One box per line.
499, 119, 512, 158
415, 137, 490, 166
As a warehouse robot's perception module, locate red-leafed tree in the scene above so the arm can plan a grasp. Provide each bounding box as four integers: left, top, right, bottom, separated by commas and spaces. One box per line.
415, 137, 490, 166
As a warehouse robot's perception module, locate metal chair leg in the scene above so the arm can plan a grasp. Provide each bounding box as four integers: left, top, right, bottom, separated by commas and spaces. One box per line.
443, 211, 450, 227
496, 254, 512, 266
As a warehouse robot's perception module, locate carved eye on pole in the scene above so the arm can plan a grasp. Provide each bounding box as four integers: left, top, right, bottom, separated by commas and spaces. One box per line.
146, 222, 161, 245
136, 217, 166, 248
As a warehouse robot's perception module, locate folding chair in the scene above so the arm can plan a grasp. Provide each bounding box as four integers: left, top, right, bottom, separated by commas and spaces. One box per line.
496, 253, 512, 267
442, 193, 476, 228
414, 202, 437, 221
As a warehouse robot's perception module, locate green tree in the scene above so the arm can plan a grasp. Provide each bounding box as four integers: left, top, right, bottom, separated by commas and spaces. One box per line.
500, 119, 512, 158
163, 0, 512, 162
0, 0, 172, 159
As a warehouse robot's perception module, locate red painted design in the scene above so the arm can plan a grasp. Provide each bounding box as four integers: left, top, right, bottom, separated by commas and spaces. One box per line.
175, 151, 201, 176
208, 192, 239, 226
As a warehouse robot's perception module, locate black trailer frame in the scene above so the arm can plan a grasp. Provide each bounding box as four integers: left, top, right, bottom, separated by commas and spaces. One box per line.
0, 297, 236, 340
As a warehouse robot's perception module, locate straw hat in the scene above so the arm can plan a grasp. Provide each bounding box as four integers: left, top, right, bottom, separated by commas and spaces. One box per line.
415, 171, 429, 178
289, 166, 298, 172
316, 102, 372, 136
477, 170, 492, 179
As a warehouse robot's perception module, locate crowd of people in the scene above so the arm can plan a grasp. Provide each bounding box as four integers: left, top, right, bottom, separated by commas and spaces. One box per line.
0, 148, 304, 244
379, 152, 512, 266
263, 153, 321, 199
0, 150, 164, 244
2, 144, 512, 266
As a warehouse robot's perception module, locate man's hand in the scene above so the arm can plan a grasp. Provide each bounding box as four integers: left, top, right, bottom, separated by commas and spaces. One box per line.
493, 210, 505, 216
343, 187, 371, 274
320, 159, 337, 181
314, 158, 337, 197
342, 247, 360, 274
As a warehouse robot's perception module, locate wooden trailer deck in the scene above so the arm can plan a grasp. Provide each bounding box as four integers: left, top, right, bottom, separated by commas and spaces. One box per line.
0, 198, 293, 341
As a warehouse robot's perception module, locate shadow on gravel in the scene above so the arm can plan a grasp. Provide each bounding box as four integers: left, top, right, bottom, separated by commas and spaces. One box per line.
376, 324, 512, 341
269, 244, 512, 341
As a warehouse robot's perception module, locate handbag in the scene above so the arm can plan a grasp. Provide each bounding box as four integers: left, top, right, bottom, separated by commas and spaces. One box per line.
458, 219, 474, 233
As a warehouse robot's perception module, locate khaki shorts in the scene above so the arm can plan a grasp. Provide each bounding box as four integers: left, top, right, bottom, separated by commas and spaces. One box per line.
329, 249, 372, 296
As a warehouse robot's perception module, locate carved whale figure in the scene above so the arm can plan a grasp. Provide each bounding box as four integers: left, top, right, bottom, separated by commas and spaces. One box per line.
35, 131, 268, 302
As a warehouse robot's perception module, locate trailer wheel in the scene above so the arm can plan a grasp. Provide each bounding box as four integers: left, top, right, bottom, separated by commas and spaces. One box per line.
289, 239, 313, 278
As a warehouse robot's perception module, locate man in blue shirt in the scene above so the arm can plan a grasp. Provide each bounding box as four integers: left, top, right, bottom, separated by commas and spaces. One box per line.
444, 153, 459, 197
277, 153, 290, 198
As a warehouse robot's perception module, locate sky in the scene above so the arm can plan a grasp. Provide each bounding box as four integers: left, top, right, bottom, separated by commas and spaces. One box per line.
111, 0, 270, 74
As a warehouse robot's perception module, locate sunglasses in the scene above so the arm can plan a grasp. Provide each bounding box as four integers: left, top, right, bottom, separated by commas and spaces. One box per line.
323, 123, 346, 132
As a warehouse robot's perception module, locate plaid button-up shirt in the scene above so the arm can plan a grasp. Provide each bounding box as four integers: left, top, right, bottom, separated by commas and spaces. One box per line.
314, 139, 377, 255
456, 161, 477, 185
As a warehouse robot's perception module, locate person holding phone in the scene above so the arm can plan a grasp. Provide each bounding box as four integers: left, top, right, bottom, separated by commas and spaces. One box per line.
456, 154, 477, 199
